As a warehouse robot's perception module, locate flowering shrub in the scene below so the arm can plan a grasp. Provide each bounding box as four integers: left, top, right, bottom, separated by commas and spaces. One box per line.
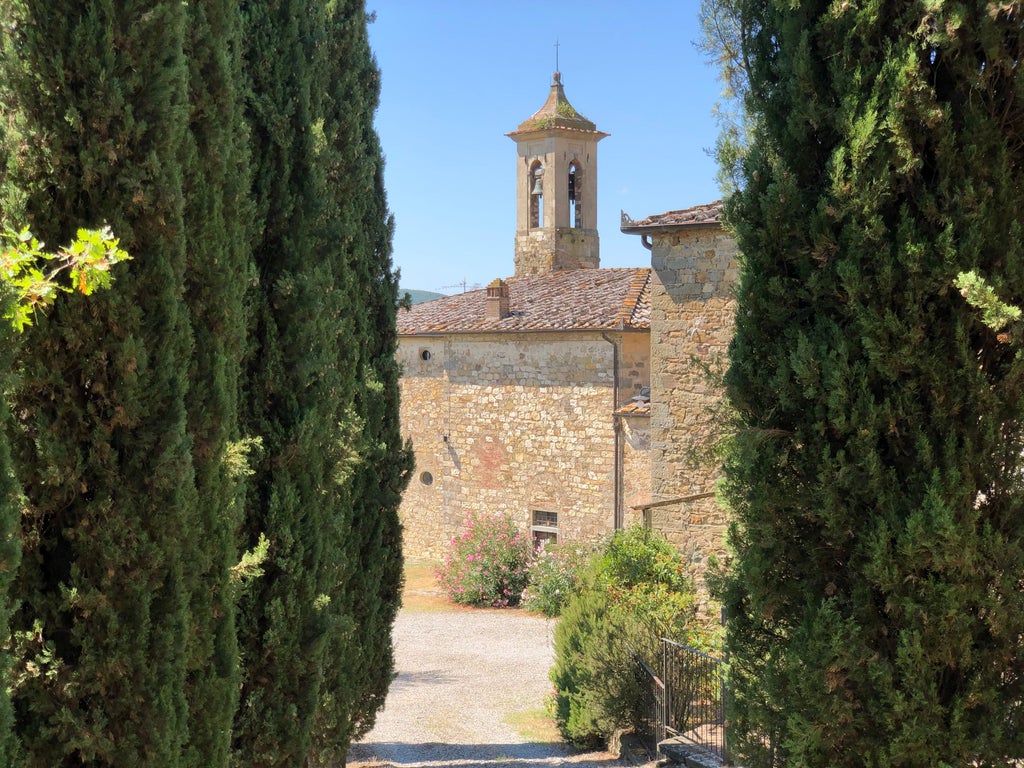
521, 540, 595, 617
436, 513, 533, 607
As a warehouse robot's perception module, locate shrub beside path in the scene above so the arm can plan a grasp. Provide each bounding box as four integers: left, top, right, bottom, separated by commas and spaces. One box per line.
345, 561, 651, 768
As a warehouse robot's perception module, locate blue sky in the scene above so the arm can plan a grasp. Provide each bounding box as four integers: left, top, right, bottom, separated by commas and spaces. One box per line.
367, 2, 725, 294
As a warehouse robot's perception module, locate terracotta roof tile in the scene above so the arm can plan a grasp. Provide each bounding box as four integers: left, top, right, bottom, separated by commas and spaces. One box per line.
624, 270, 651, 327
615, 400, 651, 416
398, 268, 651, 336
620, 200, 724, 231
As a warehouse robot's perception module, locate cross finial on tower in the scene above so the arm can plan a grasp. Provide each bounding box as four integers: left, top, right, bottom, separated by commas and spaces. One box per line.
554, 39, 560, 72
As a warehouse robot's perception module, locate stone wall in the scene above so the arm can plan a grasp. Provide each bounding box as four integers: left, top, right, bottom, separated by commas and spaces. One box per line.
398, 330, 650, 560
618, 332, 650, 520
513, 228, 600, 276
621, 413, 650, 527
648, 226, 738, 587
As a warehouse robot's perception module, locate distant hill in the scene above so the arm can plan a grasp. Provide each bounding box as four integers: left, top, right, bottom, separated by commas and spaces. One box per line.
401, 289, 445, 305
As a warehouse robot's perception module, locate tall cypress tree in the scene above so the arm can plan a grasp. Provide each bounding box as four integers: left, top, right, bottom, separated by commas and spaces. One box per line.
309, 4, 411, 762
0, 312, 20, 765
0, 2, 196, 765
234, 1, 351, 764
718, 3, 1024, 766
181, 2, 251, 766
235, 3, 409, 765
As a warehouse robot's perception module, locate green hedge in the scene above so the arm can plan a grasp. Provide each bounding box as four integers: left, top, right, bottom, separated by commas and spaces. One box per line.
550, 526, 711, 747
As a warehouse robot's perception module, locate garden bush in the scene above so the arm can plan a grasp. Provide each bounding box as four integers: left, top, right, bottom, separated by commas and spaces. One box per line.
435, 513, 533, 607
521, 540, 594, 617
550, 525, 710, 748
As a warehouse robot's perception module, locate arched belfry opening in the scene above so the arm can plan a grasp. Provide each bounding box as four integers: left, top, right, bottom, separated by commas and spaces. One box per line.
568, 162, 580, 228
529, 161, 544, 229
507, 71, 608, 276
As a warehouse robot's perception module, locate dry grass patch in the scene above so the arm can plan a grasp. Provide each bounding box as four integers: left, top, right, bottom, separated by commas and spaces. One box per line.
401, 558, 453, 612
504, 706, 561, 744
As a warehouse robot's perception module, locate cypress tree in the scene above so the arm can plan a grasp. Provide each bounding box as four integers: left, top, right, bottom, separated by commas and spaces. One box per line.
718, 3, 1024, 766
181, 2, 251, 766
234, 1, 350, 764
235, 3, 409, 764
309, 4, 411, 761
0, 313, 20, 765
0, 2, 196, 765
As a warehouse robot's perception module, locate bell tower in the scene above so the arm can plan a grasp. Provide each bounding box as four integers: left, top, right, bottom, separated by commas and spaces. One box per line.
507, 72, 608, 277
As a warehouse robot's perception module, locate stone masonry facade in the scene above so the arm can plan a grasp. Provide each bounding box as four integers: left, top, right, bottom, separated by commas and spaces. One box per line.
397, 330, 649, 559
513, 226, 600, 277
645, 221, 738, 588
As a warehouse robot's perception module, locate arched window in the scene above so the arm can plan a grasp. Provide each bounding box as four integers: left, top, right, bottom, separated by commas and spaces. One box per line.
529, 161, 544, 228
568, 162, 581, 228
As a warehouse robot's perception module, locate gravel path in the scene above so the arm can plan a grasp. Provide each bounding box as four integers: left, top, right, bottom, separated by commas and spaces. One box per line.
345, 601, 649, 768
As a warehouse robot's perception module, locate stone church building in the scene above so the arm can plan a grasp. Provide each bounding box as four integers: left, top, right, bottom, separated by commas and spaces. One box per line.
396, 72, 738, 585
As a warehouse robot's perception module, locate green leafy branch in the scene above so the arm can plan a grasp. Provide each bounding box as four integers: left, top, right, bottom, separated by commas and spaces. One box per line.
0, 225, 131, 332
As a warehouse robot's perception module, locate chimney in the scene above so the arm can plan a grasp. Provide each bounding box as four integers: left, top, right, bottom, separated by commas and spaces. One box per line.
486, 278, 510, 320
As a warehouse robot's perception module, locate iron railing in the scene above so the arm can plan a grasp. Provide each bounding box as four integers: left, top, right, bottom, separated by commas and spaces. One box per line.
631, 653, 665, 758
632, 639, 728, 764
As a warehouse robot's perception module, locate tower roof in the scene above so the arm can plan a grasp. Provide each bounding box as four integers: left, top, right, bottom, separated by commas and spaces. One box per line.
507, 72, 607, 137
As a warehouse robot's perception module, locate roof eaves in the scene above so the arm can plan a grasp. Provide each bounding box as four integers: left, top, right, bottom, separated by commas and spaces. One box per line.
506, 126, 610, 139
620, 220, 722, 234
619, 202, 725, 234
399, 326, 650, 338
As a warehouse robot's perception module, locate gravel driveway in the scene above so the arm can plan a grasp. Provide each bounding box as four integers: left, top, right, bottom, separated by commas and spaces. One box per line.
345, 582, 648, 768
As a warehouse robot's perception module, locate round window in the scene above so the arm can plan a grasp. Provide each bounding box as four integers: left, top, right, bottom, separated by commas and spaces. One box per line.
420, 349, 431, 361
419, 471, 434, 486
